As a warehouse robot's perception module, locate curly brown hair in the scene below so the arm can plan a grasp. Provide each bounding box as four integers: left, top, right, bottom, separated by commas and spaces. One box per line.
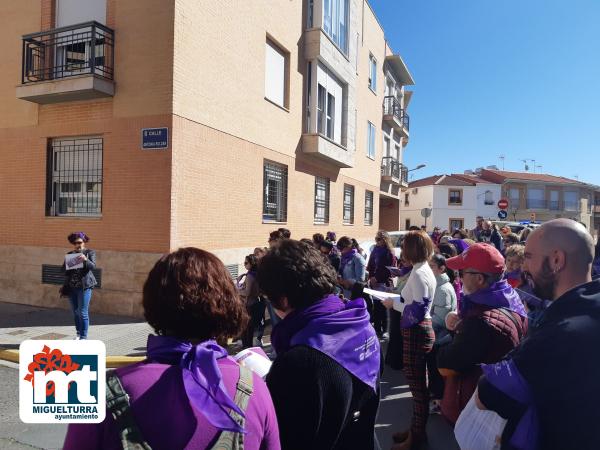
143, 247, 248, 341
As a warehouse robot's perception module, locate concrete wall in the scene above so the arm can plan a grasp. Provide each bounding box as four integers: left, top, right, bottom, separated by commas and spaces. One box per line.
476, 184, 503, 220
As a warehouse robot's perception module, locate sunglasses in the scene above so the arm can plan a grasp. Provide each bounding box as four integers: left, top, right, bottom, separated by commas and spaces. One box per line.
73, 241, 84, 245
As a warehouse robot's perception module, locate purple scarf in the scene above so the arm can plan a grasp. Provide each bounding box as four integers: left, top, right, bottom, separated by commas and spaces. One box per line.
271, 294, 380, 391
339, 249, 358, 274
461, 280, 527, 318
146, 335, 246, 433
482, 359, 539, 450
449, 239, 470, 254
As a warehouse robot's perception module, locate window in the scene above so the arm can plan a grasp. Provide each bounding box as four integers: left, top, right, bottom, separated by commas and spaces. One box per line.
367, 122, 376, 159
343, 184, 354, 224
326, 92, 335, 138
265, 39, 288, 108
448, 189, 463, 205
509, 188, 520, 208
315, 63, 344, 144
263, 161, 288, 222
564, 191, 579, 211
527, 188, 545, 209
549, 190, 560, 210
314, 177, 330, 224
364, 190, 374, 225
404, 193, 409, 206
317, 84, 326, 135
368, 54, 377, 92
47, 137, 103, 216
307, 0, 314, 28
405, 219, 411, 230
484, 190, 494, 205
323, 0, 349, 54
449, 218, 464, 231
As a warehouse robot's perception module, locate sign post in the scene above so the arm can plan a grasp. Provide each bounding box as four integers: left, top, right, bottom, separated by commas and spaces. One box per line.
421, 208, 432, 230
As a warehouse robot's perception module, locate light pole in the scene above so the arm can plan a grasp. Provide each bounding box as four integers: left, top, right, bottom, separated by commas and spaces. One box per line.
408, 163, 426, 173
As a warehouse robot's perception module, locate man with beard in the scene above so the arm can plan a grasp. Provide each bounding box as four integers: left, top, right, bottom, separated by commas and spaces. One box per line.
435, 243, 528, 424
476, 219, 600, 450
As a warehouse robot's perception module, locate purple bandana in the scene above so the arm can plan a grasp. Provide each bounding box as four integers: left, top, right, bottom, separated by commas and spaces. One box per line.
146, 335, 246, 433
482, 359, 539, 450
271, 294, 380, 391
461, 280, 527, 318
339, 249, 358, 274
449, 239, 470, 254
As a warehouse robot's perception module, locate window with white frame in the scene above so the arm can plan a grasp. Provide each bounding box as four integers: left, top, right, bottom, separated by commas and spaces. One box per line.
316, 64, 343, 143
47, 137, 103, 216
314, 177, 330, 224
484, 190, 494, 205
368, 54, 377, 92
364, 190, 374, 225
323, 0, 349, 54
367, 122, 376, 158
265, 39, 288, 108
263, 161, 288, 222
564, 191, 579, 211
343, 184, 354, 224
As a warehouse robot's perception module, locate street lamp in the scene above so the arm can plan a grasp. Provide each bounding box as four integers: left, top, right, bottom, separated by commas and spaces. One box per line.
408, 164, 426, 172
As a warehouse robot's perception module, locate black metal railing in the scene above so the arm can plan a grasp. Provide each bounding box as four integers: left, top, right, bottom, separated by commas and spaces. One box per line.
383, 96, 410, 131
22, 21, 114, 84
381, 157, 409, 185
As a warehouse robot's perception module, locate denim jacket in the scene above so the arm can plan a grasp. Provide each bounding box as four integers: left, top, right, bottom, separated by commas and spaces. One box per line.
340, 253, 366, 298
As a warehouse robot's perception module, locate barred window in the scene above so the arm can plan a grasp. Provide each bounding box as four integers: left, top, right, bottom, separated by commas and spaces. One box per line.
263, 160, 288, 222
343, 184, 354, 225
364, 190, 374, 225
46, 137, 103, 217
314, 176, 330, 224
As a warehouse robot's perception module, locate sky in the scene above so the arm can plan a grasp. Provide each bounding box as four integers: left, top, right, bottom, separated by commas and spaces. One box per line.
368, 0, 600, 184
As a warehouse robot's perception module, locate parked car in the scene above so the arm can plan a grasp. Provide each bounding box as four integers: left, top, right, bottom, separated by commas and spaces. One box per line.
492, 221, 541, 235
360, 231, 408, 264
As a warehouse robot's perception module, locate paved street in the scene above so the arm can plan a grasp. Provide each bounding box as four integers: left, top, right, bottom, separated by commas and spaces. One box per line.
0, 302, 458, 449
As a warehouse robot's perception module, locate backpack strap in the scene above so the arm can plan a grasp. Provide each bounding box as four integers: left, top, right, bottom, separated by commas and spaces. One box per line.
105, 370, 152, 450
209, 365, 254, 450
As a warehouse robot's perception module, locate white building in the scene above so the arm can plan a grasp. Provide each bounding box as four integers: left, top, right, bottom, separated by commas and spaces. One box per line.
400, 174, 502, 231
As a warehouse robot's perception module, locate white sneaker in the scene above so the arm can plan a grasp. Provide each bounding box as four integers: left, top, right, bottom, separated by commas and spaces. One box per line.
74, 336, 81, 340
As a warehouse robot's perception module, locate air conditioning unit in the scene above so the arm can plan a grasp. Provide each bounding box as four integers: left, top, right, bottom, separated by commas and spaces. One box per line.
412, 188, 419, 194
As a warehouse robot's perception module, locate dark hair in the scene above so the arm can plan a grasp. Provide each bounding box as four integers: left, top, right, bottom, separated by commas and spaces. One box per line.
68, 232, 89, 244
244, 254, 258, 271
300, 238, 315, 247
452, 229, 468, 239
319, 240, 334, 251
402, 231, 434, 264
408, 226, 421, 231
278, 228, 291, 239
351, 238, 363, 253
437, 242, 458, 258
143, 248, 248, 341
313, 233, 325, 245
430, 253, 447, 269
269, 229, 286, 242
336, 236, 353, 250
326, 231, 337, 242
595, 240, 600, 260
257, 240, 338, 310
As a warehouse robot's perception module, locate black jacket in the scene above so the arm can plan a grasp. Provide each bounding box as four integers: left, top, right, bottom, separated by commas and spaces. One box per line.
478, 279, 600, 450
63, 249, 97, 289
266, 345, 380, 450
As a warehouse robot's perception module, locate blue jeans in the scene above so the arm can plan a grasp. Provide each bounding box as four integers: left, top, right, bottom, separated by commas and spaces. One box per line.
68, 288, 93, 339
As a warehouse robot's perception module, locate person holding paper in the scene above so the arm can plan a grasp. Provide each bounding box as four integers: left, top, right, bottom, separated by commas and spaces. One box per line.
336, 236, 367, 299
61, 232, 97, 340
64, 247, 280, 450
366, 230, 396, 338
258, 240, 381, 450
381, 231, 436, 450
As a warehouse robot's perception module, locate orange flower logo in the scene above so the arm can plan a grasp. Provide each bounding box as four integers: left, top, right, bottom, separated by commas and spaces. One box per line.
23, 345, 80, 396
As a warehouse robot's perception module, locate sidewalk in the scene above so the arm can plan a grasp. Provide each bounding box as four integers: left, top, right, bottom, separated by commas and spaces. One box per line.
0, 301, 152, 356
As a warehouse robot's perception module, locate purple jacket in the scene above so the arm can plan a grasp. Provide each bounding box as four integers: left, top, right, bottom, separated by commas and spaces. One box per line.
63, 359, 280, 450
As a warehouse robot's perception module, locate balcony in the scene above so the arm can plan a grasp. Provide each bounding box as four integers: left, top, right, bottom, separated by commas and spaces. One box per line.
525, 199, 581, 212
302, 134, 353, 168
381, 157, 408, 188
16, 21, 114, 104
382, 96, 409, 137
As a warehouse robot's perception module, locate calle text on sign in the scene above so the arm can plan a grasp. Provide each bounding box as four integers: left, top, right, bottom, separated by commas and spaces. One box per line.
141, 128, 168, 150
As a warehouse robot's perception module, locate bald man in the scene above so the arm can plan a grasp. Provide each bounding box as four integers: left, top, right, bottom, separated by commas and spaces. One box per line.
476, 219, 600, 450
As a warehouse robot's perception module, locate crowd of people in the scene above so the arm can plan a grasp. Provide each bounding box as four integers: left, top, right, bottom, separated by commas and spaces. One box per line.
61, 218, 600, 450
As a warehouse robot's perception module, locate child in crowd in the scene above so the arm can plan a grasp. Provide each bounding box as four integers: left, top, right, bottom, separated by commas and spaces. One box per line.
505, 244, 525, 288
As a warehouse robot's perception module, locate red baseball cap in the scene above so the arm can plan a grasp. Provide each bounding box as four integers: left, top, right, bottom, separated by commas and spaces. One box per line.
445, 243, 505, 274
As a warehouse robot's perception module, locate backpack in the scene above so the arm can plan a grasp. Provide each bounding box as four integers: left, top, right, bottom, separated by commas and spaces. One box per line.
105, 365, 254, 450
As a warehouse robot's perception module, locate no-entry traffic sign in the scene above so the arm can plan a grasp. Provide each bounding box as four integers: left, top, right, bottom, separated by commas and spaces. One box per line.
498, 199, 509, 210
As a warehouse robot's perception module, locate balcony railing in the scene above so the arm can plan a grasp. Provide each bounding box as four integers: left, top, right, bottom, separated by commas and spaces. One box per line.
383, 96, 409, 131
22, 21, 114, 84
524, 199, 581, 212
381, 157, 408, 185
526, 199, 547, 209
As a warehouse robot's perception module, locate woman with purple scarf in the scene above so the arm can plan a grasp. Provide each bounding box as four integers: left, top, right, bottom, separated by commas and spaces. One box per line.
336, 236, 367, 299
437, 243, 528, 425
258, 240, 381, 450
63, 248, 280, 450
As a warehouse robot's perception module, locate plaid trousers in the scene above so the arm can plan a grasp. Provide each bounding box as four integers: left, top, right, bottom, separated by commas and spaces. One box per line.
401, 319, 435, 438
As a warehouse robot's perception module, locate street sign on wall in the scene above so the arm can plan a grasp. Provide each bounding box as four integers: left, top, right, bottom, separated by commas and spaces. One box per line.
498, 198, 509, 210
141, 128, 169, 149
498, 210, 508, 220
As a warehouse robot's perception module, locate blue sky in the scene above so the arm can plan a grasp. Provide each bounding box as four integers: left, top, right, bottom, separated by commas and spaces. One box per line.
368, 0, 600, 184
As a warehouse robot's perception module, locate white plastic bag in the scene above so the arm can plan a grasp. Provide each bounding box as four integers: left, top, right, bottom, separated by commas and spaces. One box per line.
454, 393, 507, 450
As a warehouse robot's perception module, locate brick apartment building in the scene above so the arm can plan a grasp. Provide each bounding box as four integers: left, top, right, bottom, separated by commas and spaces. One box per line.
0, 0, 415, 315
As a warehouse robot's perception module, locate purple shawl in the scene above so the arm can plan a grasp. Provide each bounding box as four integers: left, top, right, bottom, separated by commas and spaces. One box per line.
482, 359, 539, 450
339, 249, 358, 274
461, 280, 527, 318
449, 239, 470, 254
270, 294, 380, 391
146, 335, 246, 433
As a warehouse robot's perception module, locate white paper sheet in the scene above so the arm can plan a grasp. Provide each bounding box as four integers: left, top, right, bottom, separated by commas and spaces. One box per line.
234, 347, 272, 379
454, 394, 506, 450
363, 288, 401, 301
64, 253, 84, 271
